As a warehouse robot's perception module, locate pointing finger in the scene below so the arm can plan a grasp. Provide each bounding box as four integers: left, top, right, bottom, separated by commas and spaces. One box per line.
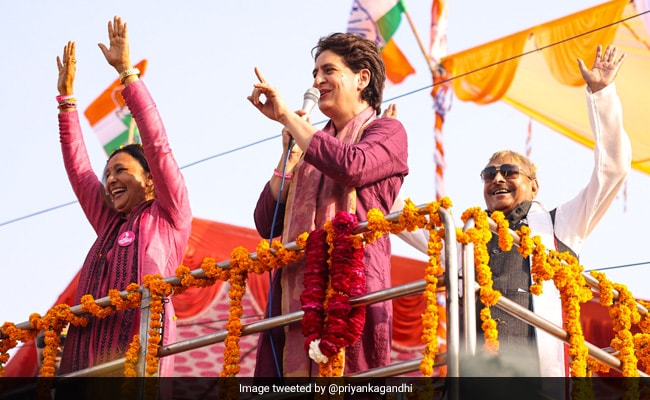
254, 66, 267, 84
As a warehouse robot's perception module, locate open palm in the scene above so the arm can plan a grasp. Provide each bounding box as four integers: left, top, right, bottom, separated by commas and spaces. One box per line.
578, 45, 626, 92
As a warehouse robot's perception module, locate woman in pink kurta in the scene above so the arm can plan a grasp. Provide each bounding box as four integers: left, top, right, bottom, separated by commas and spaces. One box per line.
55, 18, 191, 376
248, 33, 408, 376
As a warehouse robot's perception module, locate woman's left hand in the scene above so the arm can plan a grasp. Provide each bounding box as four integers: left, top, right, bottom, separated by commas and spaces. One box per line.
98, 16, 132, 74
247, 67, 291, 123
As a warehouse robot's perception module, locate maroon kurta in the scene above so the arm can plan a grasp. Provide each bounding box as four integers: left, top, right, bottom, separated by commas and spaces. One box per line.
253, 116, 408, 376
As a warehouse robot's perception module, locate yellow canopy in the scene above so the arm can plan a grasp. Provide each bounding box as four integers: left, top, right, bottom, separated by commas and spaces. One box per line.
441, 0, 650, 174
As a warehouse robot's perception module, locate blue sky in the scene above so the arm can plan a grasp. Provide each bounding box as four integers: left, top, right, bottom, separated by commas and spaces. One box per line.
1, 0, 648, 330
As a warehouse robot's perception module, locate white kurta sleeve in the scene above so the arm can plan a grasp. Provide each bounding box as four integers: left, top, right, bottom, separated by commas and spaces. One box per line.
553, 83, 631, 254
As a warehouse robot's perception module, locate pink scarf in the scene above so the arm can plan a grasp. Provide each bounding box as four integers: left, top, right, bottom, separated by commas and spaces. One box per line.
280, 106, 376, 376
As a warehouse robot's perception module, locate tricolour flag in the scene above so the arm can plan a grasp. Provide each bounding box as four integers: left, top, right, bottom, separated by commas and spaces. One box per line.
347, 0, 415, 84
83, 59, 148, 156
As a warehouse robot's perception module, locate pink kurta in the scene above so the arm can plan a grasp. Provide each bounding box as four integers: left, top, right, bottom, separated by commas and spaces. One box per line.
57, 80, 192, 376
253, 116, 408, 376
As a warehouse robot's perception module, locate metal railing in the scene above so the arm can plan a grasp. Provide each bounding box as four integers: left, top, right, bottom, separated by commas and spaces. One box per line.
5, 203, 648, 383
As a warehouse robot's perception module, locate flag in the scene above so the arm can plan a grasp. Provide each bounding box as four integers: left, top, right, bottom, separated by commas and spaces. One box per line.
83, 60, 148, 156
429, 0, 448, 64
430, 0, 451, 201
347, 0, 415, 84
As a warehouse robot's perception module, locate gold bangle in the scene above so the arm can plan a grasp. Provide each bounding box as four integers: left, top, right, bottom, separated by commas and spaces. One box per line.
119, 68, 140, 83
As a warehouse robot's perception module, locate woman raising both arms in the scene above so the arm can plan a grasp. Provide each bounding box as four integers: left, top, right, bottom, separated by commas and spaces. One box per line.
55, 16, 191, 376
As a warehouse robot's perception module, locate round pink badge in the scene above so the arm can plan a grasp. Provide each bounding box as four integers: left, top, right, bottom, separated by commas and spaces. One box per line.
118, 230, 136, 247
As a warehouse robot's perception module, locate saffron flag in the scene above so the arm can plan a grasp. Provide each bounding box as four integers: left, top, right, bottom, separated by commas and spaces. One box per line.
347, 0, 415, 84
83, 60, 148, 156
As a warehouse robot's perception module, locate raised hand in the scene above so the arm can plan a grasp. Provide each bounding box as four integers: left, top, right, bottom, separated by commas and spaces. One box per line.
577, 45, 626, 93
98, 16, 132, 73
56, 41, 76, 96
382, 103, 397, 119
247, 67, 291, 123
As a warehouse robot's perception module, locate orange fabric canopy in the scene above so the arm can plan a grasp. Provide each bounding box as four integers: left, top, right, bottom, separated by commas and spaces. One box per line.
441, 0, 650, 174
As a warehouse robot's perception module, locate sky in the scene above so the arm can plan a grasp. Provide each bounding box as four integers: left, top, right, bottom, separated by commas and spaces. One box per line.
1, 0, 649, 333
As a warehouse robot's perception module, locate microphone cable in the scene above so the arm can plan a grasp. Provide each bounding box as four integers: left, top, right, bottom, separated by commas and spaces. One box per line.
265, 141, 294, 381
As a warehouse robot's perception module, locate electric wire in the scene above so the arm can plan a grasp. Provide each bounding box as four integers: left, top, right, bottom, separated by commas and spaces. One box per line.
1, 11, 649, 278
2, 11, 647, 228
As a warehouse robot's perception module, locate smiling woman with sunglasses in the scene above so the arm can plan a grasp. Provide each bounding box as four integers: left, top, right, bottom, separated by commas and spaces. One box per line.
471, 45, 631, 379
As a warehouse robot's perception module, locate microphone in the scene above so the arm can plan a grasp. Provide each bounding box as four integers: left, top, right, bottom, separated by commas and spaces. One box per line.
287, 87, 320, 150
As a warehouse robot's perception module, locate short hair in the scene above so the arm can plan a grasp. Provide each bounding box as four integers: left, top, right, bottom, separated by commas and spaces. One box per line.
312, 32, 386, 115
486, 150, 537, 179
107, 143, 150, 173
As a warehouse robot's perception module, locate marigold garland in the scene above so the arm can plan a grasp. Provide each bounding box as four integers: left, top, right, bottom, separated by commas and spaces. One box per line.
220, 246, 249, 377
2, 196, 649, 381
124, 334, 140, 377
141, 274, 172, 376
457, 207, 500, 353
175, 264, 217, 293
490, 211, 513, 252
418, 199, 449, 377
609, 282, 640, 377
109, 283, 143, 311
32, 304, 88, 377
516, 225, 534, 259
81, 294, 115, 319
528, 237, 593, 377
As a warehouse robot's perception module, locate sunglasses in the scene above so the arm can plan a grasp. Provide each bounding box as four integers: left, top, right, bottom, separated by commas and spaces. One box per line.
480, 164, 531, 182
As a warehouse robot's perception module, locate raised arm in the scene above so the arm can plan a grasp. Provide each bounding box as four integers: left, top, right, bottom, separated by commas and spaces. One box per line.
98, 16, 140, 87
101, 16, 191, 228
555, 45, 631, 253
57, 41, 114, 233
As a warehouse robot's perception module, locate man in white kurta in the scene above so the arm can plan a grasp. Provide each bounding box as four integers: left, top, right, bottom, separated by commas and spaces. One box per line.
480, 44, 630, 377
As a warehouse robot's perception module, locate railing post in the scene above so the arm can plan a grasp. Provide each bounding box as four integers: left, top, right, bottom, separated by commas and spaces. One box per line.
137, 287, 152, 377
439, 207, 459, 378
462, 219, 477, 356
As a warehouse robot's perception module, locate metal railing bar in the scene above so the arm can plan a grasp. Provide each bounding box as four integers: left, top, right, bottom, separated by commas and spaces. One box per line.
349, 353, 446, 378
159, 279, 439, 357
492, 287, 649, 377
61, 277, 444, 377
485, 218, 649, 317
12, 204, 438, 331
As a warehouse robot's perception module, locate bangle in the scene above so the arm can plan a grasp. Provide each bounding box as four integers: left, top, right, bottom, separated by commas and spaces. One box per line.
58, 101, 77, 110
119, 67, 140, 83
56, 94, 75, 102
273, 169, 294, 180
